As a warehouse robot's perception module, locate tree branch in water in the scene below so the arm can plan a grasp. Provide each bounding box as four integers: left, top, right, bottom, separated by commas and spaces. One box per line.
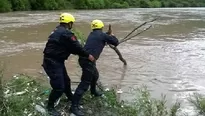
119, 25, 152, 44
107, 18, 157, 65
121, 18, 158, 42
109, 45, 127, 65
107, 24, 127, 65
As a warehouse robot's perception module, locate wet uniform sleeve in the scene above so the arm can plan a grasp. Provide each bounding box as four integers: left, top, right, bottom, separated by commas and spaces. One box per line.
103, 33, 119, 46
60, 32, 89, 58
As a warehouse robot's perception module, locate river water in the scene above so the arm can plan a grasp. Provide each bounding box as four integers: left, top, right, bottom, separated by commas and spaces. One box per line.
0, 8, 205, 115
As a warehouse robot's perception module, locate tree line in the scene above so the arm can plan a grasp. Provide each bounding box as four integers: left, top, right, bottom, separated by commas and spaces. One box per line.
1, 0, 205, 13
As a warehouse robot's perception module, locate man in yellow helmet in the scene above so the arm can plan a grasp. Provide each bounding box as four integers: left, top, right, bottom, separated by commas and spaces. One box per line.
42, 13, 95, 116
70, 20, 119, 116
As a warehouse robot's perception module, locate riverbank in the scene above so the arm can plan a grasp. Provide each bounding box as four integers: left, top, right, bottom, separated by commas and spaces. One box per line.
1, 8, 205, 115
1, 0, 205, 13
2, 72, 205, 116
0, 72, 181, 116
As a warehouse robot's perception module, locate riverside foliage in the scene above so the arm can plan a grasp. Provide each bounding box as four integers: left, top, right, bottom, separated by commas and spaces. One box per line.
1, 0, 205, 12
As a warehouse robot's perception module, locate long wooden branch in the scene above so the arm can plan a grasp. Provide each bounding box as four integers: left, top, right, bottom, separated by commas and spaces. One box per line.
72, 79, 104, 91
107, 18, 157, 65
107, 24, 127, 65
109, 45, 127, 65
122, 18, 158, 41
119, 25, 152, 44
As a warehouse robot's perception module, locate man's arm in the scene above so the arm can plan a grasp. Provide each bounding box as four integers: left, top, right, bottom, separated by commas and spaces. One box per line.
60, 32, 95, 61
60, 32, 89, 57
104, 33, 119, 46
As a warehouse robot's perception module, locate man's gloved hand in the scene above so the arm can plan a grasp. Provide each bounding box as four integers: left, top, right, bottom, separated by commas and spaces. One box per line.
106, 32, 114, 36
88, 54, 95, 62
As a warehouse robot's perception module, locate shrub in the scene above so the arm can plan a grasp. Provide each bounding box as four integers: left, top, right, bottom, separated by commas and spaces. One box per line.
43, 0, 58, 10
9, 0, 30, 11
0, 72, 181, 116
149, 0, 162, 8
189, 93, 205, 115
0, 0, 11, 12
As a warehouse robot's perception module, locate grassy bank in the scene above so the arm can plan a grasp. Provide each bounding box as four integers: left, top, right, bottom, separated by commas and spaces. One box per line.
1, 0, 205, 13
0, 73, 182, 116
2, 72, 205, 116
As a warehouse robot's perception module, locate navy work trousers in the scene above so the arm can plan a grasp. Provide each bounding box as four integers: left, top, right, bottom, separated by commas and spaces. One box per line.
42, 57, 72, 107
72, 57, 99, 105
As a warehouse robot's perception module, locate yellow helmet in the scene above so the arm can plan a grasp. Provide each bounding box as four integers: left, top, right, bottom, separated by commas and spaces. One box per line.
59, 13, 75, 23
91, 20, 104, 30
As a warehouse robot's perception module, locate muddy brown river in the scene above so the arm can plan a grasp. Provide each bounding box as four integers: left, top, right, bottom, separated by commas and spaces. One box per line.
1, 8, 205, 115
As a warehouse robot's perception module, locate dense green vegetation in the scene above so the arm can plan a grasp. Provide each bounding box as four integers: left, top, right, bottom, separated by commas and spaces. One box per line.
0, 73, 181, 116
0, 0, 205, 12
1, 72, 205, 115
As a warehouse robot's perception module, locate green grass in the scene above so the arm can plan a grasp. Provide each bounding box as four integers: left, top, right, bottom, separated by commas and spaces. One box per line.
0, 74, 49, 116
0, 73, 182, 116
189, 93, 205, 116
72, 28, 87, 46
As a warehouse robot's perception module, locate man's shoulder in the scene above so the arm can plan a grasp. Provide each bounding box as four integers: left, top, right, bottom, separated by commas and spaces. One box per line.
91, 31, 106, 37
65, 29, 74, 35
56, 25, 73, 33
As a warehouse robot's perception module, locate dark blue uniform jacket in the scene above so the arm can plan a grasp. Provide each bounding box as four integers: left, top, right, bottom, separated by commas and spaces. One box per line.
83, 29, 119, 60
43, 25, 89, 62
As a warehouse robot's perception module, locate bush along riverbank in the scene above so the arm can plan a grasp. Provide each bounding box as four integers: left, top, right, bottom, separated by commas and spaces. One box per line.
1, 0, 205, 13
0, 71, 205, 116
0, 73, 181, 116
